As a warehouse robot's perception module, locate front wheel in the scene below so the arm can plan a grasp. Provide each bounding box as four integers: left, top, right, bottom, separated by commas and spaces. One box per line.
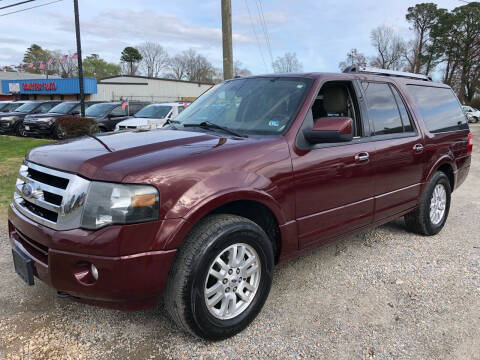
404, 171, 451, 235
15, 122, 26, 137
164, 214, 274, 340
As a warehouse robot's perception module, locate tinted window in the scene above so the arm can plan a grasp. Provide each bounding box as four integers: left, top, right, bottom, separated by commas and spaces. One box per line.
135, 105, 172, 119
110, 106, 126, 116
36, 103, 56, 113
407, 85, 468, 133
364, 82, 403, 135
86, 103, 117, 117
391, 86, 414, 132
49, 102, 77, 114
14, 102, 39, 113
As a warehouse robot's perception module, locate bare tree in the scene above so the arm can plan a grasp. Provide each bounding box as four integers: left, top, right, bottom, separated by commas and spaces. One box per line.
234, 60, 252, 77
138, 42, 169, 78
369, 25, 406, 70
51, 50, 78, 78
338, 48, 367, 71
166, 49, 215, 83
272, 52, 303, 73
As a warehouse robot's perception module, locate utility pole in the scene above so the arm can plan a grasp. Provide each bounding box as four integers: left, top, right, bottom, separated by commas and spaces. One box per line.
73, 0, 85, 117
221, 0, 233, 80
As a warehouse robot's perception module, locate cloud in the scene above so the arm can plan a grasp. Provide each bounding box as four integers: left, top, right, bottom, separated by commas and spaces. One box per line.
53, 9, 254, 47
235, 10, 289, 27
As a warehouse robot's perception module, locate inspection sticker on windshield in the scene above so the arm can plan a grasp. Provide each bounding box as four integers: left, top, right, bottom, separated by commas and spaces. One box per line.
268, 120, 280, 127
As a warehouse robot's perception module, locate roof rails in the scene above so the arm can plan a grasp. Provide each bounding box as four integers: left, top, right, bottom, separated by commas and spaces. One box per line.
343, 65, 432, 81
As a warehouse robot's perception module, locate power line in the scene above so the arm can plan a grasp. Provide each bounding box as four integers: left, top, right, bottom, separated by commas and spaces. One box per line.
244, 0, 268, 72
0, 0, 34, 11
255, 0, 274, 67
0, 0, 62, 16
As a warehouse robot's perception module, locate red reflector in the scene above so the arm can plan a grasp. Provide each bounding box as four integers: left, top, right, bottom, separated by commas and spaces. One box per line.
467, 133, 473, 155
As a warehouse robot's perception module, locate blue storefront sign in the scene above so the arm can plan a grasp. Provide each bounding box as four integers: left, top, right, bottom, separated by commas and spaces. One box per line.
1, 77, 97, 95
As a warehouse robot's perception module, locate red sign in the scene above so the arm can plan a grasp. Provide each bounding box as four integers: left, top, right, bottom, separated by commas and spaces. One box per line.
21, 82, 56, 91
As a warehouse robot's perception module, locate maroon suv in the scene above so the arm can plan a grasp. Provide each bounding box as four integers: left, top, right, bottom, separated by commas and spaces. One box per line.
8, 68, 473, 340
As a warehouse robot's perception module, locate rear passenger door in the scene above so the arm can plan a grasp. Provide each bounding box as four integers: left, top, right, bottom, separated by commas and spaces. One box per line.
361, 81, 426, 221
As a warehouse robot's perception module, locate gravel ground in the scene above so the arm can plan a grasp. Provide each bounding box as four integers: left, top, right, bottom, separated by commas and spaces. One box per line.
0, 125, 479, 360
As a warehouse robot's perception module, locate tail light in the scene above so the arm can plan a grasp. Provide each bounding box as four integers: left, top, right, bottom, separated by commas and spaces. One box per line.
467, 133, 473, 155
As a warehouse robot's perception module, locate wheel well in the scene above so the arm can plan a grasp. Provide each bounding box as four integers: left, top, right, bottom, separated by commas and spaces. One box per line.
437, 163, 454, 190
210, 200, 281, 263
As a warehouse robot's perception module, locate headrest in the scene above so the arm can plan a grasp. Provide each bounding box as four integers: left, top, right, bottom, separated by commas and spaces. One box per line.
322, 87, 347, 114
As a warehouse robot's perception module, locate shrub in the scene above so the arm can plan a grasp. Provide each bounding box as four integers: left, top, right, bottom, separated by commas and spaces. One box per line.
56, 116, 99, 139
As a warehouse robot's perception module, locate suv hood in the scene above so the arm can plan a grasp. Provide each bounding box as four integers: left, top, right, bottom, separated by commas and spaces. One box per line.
0, 111, 27, 118
27, 129, 250, 182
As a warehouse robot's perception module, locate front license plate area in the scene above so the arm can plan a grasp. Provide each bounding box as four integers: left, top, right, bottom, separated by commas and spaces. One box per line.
12, 247, 34, 286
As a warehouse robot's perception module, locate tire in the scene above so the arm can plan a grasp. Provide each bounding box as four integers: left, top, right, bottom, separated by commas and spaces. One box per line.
14, 122, 26, 137
404, 171, 451, 236
164, 214, 274, 340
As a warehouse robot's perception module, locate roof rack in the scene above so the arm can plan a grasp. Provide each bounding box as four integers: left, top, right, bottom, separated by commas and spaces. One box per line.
343, 65, 432, 81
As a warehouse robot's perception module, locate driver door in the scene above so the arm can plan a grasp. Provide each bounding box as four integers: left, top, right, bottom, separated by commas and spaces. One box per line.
292, 80, 376, 248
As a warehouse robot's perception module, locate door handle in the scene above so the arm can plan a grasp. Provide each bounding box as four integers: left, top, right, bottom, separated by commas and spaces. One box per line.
355, 152, 370, 162
413, 144, 424, 153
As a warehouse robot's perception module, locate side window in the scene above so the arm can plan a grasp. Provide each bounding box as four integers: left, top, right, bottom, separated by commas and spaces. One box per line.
110, 106, 126, 116
390, 86, 414, 132
178, 106, 184, 114
364, 82, 403, 135
310, 82, 363, 137
129, 104, 142, 115
36, 103, 54, 113
407, 85, 467, 133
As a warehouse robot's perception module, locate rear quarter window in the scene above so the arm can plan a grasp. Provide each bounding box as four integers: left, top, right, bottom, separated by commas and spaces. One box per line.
407, 85, 468, 133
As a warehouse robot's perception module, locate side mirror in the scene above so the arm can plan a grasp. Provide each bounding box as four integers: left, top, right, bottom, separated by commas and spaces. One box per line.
303, 117, 354, 144
71, 111, 80, 116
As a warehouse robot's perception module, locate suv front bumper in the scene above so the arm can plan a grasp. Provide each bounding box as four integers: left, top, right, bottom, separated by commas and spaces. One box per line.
8, 203, 177, 311
23, 121, 54, 136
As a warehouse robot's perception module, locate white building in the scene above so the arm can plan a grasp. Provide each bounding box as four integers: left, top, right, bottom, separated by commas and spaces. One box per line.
91, 75, 213, 103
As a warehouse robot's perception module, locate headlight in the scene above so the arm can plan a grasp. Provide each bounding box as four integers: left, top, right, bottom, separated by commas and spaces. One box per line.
1, 116, 16, 121
80, 182, 159, 230
37, 117, 55, 123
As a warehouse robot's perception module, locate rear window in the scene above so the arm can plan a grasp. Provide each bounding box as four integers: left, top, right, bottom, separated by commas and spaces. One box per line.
407, 85, 468, 133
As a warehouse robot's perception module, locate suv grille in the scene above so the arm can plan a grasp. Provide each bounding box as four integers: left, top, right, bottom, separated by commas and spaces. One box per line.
13, 161, 91, 230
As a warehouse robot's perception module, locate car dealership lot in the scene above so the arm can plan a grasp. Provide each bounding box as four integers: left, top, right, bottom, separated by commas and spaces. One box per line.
0, 125, 478, 360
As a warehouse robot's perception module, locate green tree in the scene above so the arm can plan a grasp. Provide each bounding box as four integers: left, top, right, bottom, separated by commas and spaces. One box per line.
406, 3, 445, 74
23, 44, 50, 74
83, 54, 121, 80
120, 47, 142, 76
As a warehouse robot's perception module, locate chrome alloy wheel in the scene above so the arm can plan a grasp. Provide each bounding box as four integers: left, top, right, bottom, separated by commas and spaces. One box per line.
204, 243, 261, 320
430, 184, 447, 225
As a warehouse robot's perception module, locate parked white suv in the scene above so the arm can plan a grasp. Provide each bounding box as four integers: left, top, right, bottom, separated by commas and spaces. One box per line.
462, 106, 480, 123
115, 103, 187, 131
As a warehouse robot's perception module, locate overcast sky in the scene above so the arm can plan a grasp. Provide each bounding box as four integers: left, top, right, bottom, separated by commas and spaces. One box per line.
0, 0, 467, 75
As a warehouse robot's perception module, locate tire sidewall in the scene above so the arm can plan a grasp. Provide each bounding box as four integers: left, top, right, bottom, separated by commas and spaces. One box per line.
424, 173, 451, 235
187, 222, 273, 340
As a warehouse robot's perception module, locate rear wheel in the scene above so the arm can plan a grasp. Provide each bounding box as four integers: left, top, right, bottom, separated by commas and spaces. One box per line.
404, 171, 451, 235
164, 214, 274, 340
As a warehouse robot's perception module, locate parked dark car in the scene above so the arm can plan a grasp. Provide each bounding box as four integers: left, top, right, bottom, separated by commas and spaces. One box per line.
0, 101, 27, 113
0, 101, 61, 136
7, 68, 472, 340
23, 101, 101, 138
84, 102, 150, 132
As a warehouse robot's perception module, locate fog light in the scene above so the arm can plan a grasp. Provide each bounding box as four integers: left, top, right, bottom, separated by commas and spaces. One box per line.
90, 264, 99, 280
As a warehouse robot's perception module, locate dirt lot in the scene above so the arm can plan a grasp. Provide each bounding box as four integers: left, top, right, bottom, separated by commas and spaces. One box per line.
0, 125, 479, 360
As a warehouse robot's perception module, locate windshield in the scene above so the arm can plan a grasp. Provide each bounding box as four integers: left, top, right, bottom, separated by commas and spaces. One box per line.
49, 102, 77, 114
174, 77, 313, 134
86, 103, 116, 117
135, 105, 172, 118
14, 102, 39, 113
1, 102, 24, 112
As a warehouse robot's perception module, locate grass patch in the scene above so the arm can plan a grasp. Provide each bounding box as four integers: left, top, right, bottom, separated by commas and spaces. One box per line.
0, 135, 52, 212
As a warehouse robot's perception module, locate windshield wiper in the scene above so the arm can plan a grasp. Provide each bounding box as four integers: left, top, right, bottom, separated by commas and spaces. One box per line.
183, 121, 247, 138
